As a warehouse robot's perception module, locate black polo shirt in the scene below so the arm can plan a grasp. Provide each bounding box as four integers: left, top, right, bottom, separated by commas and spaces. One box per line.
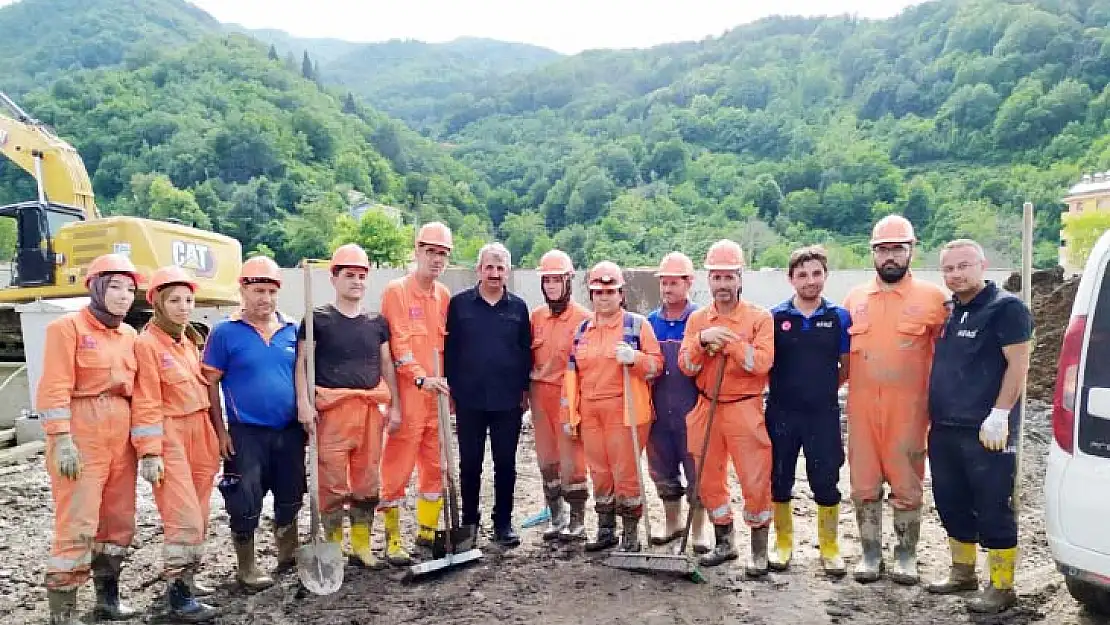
928, 281, 1033, 429
444, 285, 533, 412
767, 297, 852, 413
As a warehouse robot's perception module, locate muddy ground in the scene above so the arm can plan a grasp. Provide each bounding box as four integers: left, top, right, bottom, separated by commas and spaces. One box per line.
1, 401, 1104, 625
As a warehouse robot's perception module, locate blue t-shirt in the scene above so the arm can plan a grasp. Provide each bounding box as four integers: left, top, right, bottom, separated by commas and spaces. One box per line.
202, 313, 298, 429
768, 297, 852, 412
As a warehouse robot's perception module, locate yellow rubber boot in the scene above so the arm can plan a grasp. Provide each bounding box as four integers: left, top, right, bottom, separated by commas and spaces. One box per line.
768, 501, 793, 571
926, 538, 978, 594
415, 498, 443, 548
383, 507, 412, 566
350, 512, 386, 571
322, 512, 347, 556
969, 548, 1017, 613
817, 504, 846, 576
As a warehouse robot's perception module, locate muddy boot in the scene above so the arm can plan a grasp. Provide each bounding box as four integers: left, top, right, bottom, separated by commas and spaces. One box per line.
233, 534, 274, 590
184, 570, 216, 598
817, 504, 846, 577
852, 500, 884, 583
92, 553, 136, 620
165, 578, 217, 623
383, 507, 413, 566
322, 510, 347, 556
48, 588, 87, 625
690, 505, 712, 555
350, 507, 387, 570
414, 498, 444, 550
889, 507, 921, 585
768, 501, 793, 571
542, 496, 568, 541
274, 518, 299, 574
617, 515, 642, 552
585, 512, 618, 551
699, 523, 739, 567
560, 499, 587, 542
968, 548, 1018, 614
746, 525, 770, 577
926, 538, 978, 594
650, 500, 684, 546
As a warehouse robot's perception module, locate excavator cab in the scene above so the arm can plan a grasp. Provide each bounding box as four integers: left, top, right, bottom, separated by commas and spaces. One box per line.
0, 200, 80, 287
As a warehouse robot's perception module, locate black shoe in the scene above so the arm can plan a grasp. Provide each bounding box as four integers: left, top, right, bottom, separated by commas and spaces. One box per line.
494, 526, 521, 548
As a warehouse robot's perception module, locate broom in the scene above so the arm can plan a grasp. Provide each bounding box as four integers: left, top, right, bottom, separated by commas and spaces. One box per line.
603, 353, 728, 581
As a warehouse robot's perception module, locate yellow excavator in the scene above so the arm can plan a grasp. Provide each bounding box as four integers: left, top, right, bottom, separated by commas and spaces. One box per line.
0, 91, 243, 360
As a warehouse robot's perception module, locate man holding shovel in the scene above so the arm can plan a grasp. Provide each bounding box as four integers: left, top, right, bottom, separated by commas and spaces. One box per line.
678, 240, 775, 576
295, 244, 402, 570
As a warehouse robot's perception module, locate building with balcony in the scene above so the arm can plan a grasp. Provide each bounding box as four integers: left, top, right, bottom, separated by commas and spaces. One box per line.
1061, 171, 1110, 274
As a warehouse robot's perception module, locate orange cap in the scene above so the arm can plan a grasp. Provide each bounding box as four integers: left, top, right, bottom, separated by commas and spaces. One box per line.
239, 256, 282, 286
330, 243, 370, 272
416, 221, 454, 251
655, 251, 695, 277
587, 261, 624, 290
85, 253, 142, 288
537, 249, 574, 276
704, 240, 745, 271
870, 215, 915, 246
146, 265, 198, 305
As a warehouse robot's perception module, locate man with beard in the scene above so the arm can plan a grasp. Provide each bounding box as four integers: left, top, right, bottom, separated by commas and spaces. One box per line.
445, 243, 533, 547
766, 246, 850, 577
645, 252, 710, 551
842, 215, 947, 585
679, 240, 775, 576
527, 250, 591, 541
379, 222, 454, 565
925, 239, 1031, 614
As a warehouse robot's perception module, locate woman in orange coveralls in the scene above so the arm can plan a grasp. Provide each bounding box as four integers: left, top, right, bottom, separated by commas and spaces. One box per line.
132, 265, 219, 623
37, 253, 142, 625
562, 261, 663, 553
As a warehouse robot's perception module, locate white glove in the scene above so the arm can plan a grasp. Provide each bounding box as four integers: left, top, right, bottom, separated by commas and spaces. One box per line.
615, 342, 636, 365
139, 455, 165, 486
50, 434, 81, 479
979, 408, 1010, 451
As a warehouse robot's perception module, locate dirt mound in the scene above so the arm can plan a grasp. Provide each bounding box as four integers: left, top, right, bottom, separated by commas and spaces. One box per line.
1004, 266, 1080, 401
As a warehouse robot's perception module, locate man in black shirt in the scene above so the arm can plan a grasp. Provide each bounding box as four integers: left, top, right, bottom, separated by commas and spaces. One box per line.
925, 239, 1032, 614
295, 244, 402, 570
445, 242, 533, 547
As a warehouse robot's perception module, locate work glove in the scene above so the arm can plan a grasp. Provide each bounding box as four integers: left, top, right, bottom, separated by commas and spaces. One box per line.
979, 408, 1010, 452
615, 342, 637, 365
50, 433, 81, 479
562, 423, 578, 439
140, 455, 165, 486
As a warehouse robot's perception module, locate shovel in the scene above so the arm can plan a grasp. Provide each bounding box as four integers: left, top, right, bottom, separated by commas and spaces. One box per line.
296, 260, 345, 595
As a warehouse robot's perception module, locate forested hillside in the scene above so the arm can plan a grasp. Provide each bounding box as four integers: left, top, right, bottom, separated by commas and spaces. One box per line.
356, 0, 1110, 270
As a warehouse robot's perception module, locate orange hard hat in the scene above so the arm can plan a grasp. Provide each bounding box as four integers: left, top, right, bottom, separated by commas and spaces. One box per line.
655, 251, 695, 277
704, 240, 745, 271
239, 256, 282, 286
587, 261, 624, 290
85, 253, 142, 289
870, 215, 916, 246
416, 221, 454, 251
146, 265, 198, 305
537, 249, 574, 276
330, 243, 370, 272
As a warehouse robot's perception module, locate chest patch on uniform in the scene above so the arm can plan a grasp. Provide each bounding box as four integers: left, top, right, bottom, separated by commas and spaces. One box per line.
781, 320, 792, 331
409, 306, 424, 320
957, 329, 978, 338
79, 335, 96, 349
161, 352, 175, 369
905, 304, 923, 318
815, 320, 833, 328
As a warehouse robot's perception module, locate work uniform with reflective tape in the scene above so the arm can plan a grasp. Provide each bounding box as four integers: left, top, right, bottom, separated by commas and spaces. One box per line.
645, 303, 700, 503
132, 323, 220, 578
36, 307, 139, 591
562, 312, 662, 518
842, 273, 947, 510
679, 301, 775, 528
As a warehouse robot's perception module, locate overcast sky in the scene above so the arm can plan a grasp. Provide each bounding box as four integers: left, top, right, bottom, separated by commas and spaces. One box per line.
0, 0, 929, 55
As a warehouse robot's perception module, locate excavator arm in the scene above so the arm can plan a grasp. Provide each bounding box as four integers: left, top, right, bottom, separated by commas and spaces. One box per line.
0, 92, 96, 216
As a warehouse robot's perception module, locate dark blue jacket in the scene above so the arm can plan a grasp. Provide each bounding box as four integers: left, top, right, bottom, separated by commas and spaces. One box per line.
767, 297, 851, 413
445, 286, 533, 412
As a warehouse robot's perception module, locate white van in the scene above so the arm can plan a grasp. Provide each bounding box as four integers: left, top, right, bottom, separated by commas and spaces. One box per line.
1046, 230, 1110, 615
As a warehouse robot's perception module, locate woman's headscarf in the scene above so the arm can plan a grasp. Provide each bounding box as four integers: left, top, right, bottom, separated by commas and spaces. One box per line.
88, 273, 128, 329
150, 284, 204, 348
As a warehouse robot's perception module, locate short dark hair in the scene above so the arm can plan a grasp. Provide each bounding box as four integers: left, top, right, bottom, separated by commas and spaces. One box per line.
788, 245, 829, 278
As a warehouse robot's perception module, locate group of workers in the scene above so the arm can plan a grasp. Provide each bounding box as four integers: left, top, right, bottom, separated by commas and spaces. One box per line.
36, 212, 1032, 625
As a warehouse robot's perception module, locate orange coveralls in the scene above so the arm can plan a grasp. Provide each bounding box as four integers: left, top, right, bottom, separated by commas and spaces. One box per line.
842, 274, 947, 510
562, 312, 662, 517
679, 301, 775, 528
379, 275, 450, 509
37, 307, 138, 591
315, 384, 392, 519
132, 324, 220, 578
530, 302, 590, 505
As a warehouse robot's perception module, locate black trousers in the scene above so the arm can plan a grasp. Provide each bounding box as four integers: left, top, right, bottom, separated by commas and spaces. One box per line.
928, 424, 1017, 549
219, 423, 306, 539
766, 403, 844, 507
456, 407, 523, 529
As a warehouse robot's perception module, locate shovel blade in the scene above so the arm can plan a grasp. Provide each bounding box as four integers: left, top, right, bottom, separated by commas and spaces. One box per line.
296, 541, 344, 595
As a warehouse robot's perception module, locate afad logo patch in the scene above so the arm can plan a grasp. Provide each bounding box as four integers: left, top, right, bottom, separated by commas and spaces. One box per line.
409, 306, 424, 320
172, 241, 216, 278
781, 320, 792, 332
79, 335, 97, 350
161, 352, 175, 369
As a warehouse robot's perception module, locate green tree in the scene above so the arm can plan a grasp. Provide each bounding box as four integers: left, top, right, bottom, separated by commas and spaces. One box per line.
332, 210, 412, 268
1062, 210, 1110, 268
302, 50, 314, 79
